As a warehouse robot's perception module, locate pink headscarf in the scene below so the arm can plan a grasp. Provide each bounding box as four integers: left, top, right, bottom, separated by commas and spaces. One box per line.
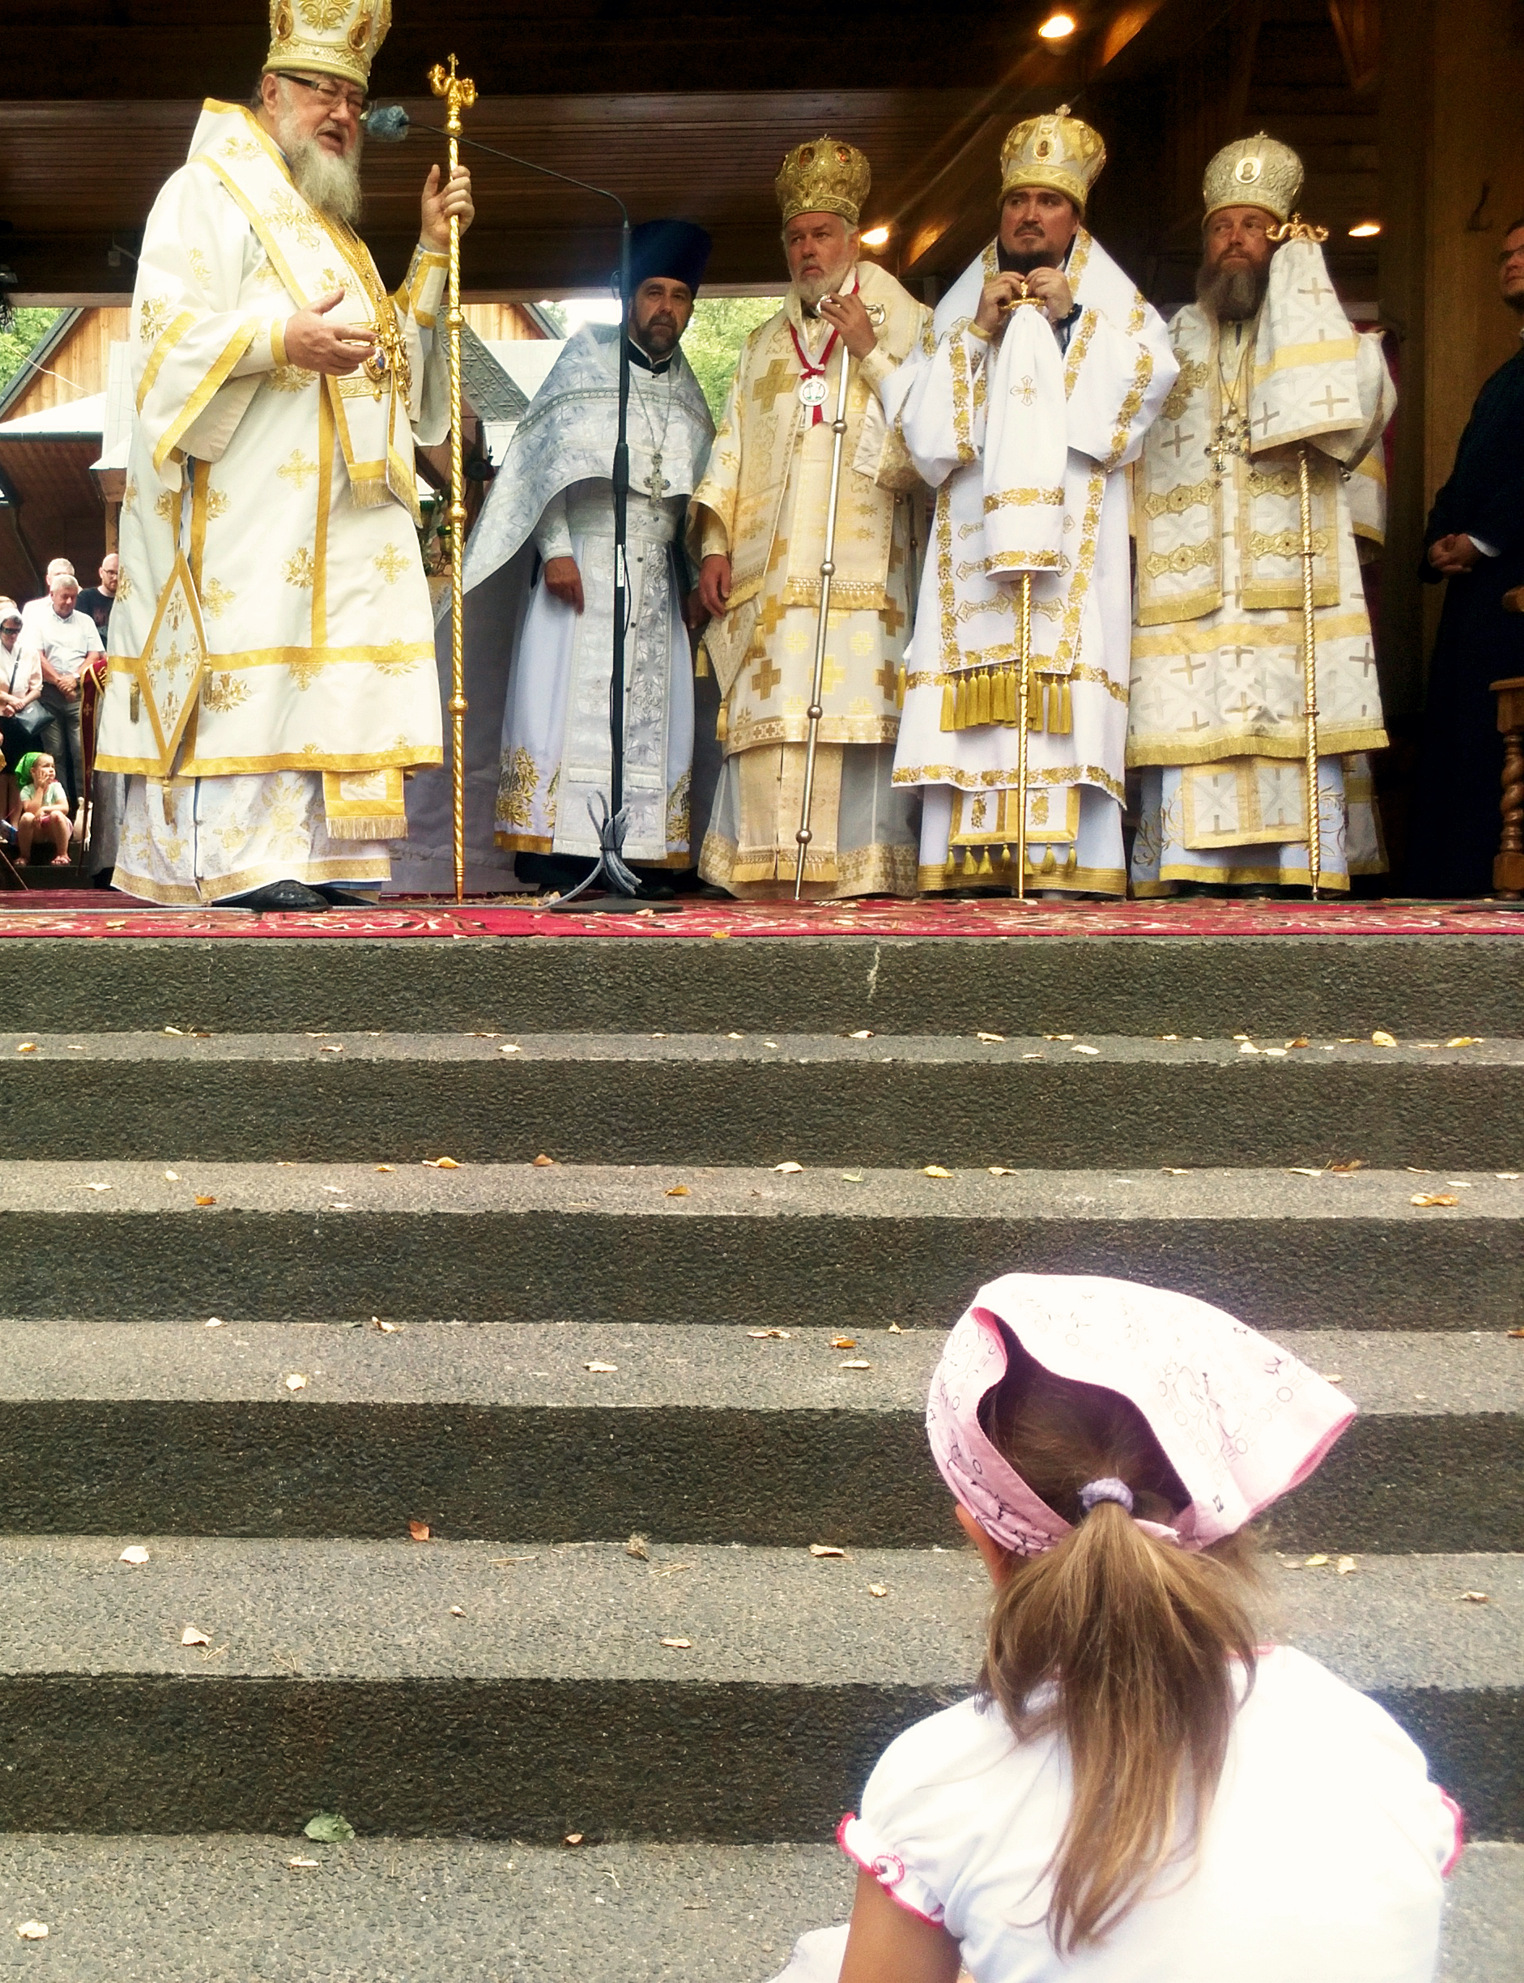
926, 1273, 1355, 1555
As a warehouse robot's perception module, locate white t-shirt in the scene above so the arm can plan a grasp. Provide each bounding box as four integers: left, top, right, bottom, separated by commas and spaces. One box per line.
783, 1648, 1458, 1983
21, 602, 102, 682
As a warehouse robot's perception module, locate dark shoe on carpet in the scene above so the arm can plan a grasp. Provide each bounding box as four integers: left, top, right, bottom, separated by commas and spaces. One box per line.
223, 879, 329, 911
631, 874, 677, 901
316, 886, 383, 907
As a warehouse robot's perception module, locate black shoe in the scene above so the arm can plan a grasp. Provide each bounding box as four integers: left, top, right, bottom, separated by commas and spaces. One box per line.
316, 886, 382, 907
223, 879, 329, 911
631, 873, 677, 901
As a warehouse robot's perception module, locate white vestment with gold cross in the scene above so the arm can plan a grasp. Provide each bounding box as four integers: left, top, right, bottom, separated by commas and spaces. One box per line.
883, 234, 1176, 895
1127, 238, 1394, 892
95, 100, 447, 904
686, 260, 931, 898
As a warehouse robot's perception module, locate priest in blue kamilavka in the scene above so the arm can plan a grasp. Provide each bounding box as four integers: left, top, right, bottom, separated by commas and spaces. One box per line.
447, 223, 715, 896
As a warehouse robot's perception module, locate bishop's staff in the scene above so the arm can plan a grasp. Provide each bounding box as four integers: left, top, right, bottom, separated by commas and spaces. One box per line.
1268, 211, 1329, 901
793, 339, 854, 901
429, 55, 476, 903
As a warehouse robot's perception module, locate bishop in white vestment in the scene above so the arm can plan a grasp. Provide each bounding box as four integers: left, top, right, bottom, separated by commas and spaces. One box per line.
1128, 135, 1394, 893
95, 2, 469, 908
883, 109, 1175, 895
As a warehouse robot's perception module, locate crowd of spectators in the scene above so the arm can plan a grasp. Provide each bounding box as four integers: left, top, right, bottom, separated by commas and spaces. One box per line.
0, 553, 115, 867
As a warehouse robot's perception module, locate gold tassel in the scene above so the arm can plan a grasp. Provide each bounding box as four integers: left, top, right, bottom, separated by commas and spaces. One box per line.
695, 642, 710, 679
896, 663, 907, 710
977, 846, 993, 875
1049, 677, 1071, 736
954, 674, 967, 729
715, 698, 729, 744
941, 679, 956, 731
977, 670, 992, 727
1027, 669, 1042, 729
1041, 842, 1058, 874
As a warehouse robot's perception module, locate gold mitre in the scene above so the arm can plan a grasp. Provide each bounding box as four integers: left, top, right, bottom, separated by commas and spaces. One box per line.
1203, 133, 1303, 224
775, 136, 871, 228
264, 0, 392, 90
999, 105, 1106, 213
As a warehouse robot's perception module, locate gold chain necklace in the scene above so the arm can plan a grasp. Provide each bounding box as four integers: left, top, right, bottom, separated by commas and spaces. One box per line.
329, 222, 412, 404
1207, 323, 1253, 478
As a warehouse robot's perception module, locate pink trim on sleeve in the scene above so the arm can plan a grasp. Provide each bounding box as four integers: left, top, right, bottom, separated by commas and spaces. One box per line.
836, 1813, 947, 1928
1439, 1792, 1466, 1878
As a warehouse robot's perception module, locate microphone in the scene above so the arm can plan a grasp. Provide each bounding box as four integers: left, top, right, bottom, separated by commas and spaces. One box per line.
362, 103, 411, 142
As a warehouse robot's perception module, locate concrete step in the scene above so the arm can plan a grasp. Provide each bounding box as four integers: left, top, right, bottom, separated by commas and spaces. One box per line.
0, 1322, 1515, 1555
3, 1031, 1522, 1168
0, 1834, 1512, 1982
0, 1162, 1517, 1330
9, 930, 1522, 1037
0, 1539, 1514, 1840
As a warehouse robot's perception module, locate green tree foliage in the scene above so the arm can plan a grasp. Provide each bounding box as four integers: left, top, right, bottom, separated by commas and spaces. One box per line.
0, 309, 65, 402
683, 295, 784, 419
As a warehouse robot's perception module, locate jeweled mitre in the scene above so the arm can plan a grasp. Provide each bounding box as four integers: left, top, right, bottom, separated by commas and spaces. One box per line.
999, 105, 1106, 213
1202, 133, 1303, 224
775, 136, 871, 228
264, 0, 393, 90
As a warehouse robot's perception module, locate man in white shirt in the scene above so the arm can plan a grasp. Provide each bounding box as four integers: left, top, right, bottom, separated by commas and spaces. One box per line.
20, 570, 103, 813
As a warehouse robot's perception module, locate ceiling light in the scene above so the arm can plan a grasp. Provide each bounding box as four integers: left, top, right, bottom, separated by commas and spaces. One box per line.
861, 225, 891, 247
1038, 11, 1077, 37
1348, 220, 1381, 238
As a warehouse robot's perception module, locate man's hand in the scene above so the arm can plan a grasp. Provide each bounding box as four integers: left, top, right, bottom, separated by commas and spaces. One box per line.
683, 588, 708, 632
1428, 532, 1482, 576
698, 553, 732, 619
284, 290, 377, 376
542, 556, 584, 614
974, 273, 1027, 337
819, 289, 877, 360
1022, 264, 1074, 324
421, 164, 475, 252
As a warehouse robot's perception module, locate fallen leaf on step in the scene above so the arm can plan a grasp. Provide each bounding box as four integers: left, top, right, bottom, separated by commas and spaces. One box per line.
205, 1317, 224, 1328
500, 1043, 522, 1053
1371, 1030, 1397, 1047
532, 1153, 556, 1167
585, 1361, 618, 1374
319, 1044, 343, 1053
564, 1833, 584, 1846
976, 1030, 1005, 1043
1162, 1167, 1191, 1176
988, 1166, 1013, 1176
1287, 1166, 1324, 1177
922, 1165, 952, 1178
1262, 1047, 1289, 1057
747, 1328, 792, 1339
1410, 1193, 1459, 1207
163, 1026, 184, 1036
887, 1323, 904, 1334
1329, 1160, 1365, 1174
408, 1520, 431, 1541
625, 1534, 650, 1560
1238, 1042, 1260, 1055
164, 1169, 180, 1181
1496, 1173, 1521, 1181
181, 1624, 210, 1646
1046, 1034, 1075, 1042
1445, 1037, 1482, 1047
284, 1373, 307, 1391
848, 1029, 874, 1039
15, 1043, 35, 1054
374, 1318, 400, 1333
841, 1169, 865, 1182
830, 1337, 857, 1349
449, 1606, 465, 1617
375, 1164, 395, 1173
773, 1160, 804, 1173
288, 1858, 320, 1869
1071, 1043, 1100, 1056
16, 1923, 47, 1940
1458, 1590, 1490, 1603
726, 1032, 744, 1040
1303, 1554, 1330, 1568
194, 1194, 217, 1206
119, 1545, 149, 1565
868, 1584, 889, 1598
423, 1156, 461, 1169
304, 1812, 356, 1843
83, 1182, 111, 1191
1336, 1556, 1358, 1575
1509, 1328, 1524, 1339
659, 1636, 693, 1649
1287, 1037, 1310, 1048
840, 1358, 871, 1370
665, 1185, 690, 1197
1321, 1373, 1343, 1383
809, 1544, 847, 1558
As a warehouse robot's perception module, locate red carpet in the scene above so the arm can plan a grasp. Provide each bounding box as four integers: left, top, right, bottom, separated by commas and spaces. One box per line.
0, 894, 1518, 938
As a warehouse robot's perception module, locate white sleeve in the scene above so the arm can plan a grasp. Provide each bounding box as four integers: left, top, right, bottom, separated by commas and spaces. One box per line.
533, 487, 573, 563
878, 319, 990, 490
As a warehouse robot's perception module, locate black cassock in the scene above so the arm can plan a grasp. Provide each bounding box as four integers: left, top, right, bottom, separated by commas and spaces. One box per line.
1408, 343, 1524, 896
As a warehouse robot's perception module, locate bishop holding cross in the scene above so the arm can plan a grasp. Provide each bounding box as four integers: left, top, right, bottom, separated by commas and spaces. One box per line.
687, 137, 931, 898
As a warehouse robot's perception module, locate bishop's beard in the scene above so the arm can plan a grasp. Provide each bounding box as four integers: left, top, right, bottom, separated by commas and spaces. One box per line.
277, 113, 365, 228
1197, 260, 1268, 324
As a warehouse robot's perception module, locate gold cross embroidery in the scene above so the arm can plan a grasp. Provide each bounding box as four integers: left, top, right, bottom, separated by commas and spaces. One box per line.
278, 451, 320, 489
880, 596, 906, 638
875, 660, 899, 700
821, 653, 846, 694
756, 595, 789, 637
752, 356, 796, 405
751, 653, 782, 698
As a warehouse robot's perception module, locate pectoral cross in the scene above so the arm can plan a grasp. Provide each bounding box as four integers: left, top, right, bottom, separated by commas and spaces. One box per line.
752, 358, 796, 405
647, 451, 670, 501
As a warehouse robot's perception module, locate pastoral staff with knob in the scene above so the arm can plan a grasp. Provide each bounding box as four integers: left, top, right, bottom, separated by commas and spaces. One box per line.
1127, 134, 1395, 897
95, 0, 473, 909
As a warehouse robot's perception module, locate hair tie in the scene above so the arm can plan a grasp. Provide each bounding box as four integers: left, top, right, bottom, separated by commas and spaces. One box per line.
1078, 1477, 1134, 1515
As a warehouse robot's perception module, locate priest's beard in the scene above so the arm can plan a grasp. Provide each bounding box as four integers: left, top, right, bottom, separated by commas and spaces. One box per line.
275, 109, 365, 227
796, 250, 856, 313
998, 246, 1062, 276
1197, 260, 1268, 324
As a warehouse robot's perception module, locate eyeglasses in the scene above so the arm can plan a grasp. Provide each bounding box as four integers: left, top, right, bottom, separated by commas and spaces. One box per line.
279, 72, 367, 117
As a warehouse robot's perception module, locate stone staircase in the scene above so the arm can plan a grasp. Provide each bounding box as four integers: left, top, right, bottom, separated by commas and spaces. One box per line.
0, 928, 1516, 1979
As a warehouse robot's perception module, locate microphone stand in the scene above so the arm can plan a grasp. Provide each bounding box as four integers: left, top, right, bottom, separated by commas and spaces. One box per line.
373, 104, 642, 905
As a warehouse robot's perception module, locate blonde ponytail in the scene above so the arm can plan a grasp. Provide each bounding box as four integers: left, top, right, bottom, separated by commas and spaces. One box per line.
978, 1344, 1262, 1951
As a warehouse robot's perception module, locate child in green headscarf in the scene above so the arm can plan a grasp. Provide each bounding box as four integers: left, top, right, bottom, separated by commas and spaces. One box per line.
15, 751, 72, 866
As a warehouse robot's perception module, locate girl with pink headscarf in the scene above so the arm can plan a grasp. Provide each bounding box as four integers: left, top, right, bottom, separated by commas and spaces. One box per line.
771, 1272, 1460, 1983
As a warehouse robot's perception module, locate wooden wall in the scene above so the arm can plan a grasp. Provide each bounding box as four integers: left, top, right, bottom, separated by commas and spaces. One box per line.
3, 309, 130, 421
